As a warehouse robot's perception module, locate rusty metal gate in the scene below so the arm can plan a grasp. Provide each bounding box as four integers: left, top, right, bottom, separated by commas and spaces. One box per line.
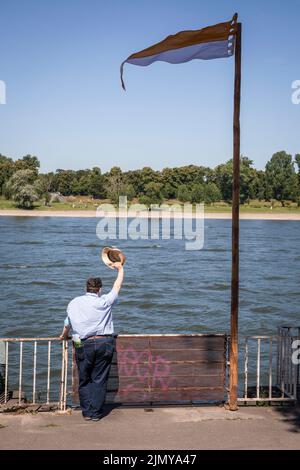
72, 334, 227, 405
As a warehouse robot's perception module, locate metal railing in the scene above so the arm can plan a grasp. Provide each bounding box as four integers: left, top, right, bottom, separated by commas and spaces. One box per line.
277, 326, 300, 400
0, 338, 69, 410
1, 328, 299, 411
235, 332, 299, 403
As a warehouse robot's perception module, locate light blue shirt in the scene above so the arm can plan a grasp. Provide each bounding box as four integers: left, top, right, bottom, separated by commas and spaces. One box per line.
64, 289, 118, 339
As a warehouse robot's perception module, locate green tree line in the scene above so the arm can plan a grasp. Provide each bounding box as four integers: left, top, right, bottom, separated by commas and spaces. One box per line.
0, 151, 300, 209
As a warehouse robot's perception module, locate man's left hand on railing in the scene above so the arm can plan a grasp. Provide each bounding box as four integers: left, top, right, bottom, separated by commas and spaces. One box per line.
59, 325, 71, 340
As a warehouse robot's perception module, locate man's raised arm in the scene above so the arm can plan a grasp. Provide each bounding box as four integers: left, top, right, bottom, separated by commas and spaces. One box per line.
112, 262, 124, 294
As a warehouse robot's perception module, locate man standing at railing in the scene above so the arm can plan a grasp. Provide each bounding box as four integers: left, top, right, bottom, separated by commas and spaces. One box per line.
59, 262, 124, 421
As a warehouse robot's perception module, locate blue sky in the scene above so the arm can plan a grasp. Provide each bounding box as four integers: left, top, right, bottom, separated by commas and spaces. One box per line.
0, 0, 299, 173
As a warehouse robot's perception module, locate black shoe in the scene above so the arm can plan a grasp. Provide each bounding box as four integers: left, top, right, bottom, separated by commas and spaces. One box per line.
83, 416, 92, 421
91, 416, 101, 421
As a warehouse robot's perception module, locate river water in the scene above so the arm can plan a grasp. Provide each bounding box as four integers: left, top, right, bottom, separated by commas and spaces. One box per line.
0, 216, 299, 338
0, 216, 299, 401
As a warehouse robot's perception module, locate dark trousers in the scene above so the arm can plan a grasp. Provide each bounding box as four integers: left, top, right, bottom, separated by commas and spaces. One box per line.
75, 337, 114, 418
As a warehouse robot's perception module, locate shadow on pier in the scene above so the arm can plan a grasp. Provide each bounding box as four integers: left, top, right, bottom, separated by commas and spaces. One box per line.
273, 404, 300, 433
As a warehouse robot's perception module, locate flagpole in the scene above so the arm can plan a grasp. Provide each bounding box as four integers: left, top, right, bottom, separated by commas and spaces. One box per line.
229, 21, 242, 411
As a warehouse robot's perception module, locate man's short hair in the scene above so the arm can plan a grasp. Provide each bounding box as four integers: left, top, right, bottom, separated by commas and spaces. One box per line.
86, 277, 102, 293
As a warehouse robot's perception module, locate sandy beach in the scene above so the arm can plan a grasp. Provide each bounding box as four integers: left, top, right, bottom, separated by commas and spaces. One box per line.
0, 209, 299, 220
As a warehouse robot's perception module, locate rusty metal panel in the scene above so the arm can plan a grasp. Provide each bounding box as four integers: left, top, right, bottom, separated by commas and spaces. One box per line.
72, 334, 227, 405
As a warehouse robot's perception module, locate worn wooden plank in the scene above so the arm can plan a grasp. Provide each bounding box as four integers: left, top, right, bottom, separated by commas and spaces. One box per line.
150, 389, 225, 402
112, 350, 150, 364
108, 361, 224, 378
115, 337, 150, 351
149, 336, 226, 350
115, 335, 226, 350
149, 375, 224, 389
149, 349, 225, 363
107, 374, 224, 392
109, 363, 149, 378
163, 362, 225, 376
105, 388, 225, 403
111, 349, 224, 365
107, 376, 150, 391
105, 391, 151, 404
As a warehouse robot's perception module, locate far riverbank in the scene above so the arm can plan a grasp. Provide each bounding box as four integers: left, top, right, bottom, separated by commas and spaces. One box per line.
0, 209, 300, 220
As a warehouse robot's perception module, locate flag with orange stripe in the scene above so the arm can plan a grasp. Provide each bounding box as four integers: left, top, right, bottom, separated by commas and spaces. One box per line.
121, 14, 238, 90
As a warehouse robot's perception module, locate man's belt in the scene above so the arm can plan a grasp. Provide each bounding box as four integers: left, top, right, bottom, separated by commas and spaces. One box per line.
83, 335, 113, 341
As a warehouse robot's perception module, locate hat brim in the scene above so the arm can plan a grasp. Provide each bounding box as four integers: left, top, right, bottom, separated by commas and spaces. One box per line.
101, 247, 126, 269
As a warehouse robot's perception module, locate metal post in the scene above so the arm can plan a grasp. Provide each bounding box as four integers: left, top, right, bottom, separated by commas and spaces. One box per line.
63, 340, 68, 410
46, 341, 51, 405
256, 338, 261, 399
277, 327, 281, 386
32, 341, 37, 404
269, 337, 273, 400
281, 335, 285, 398
229, 22, 242, 411
18, 341, 23, 405
293, 336, 298, 400
244, 338, 248, 399
60, 340, 66, 410
4, 341, 8, 404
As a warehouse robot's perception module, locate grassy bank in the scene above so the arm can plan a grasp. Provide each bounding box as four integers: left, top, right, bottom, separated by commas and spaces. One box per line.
0, 196, 299, 214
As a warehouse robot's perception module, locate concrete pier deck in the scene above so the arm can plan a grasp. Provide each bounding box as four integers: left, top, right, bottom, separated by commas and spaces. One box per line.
0, 405, 300, 450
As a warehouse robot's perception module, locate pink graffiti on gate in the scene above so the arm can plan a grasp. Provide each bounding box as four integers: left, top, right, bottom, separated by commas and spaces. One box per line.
117, 346, 175, 398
